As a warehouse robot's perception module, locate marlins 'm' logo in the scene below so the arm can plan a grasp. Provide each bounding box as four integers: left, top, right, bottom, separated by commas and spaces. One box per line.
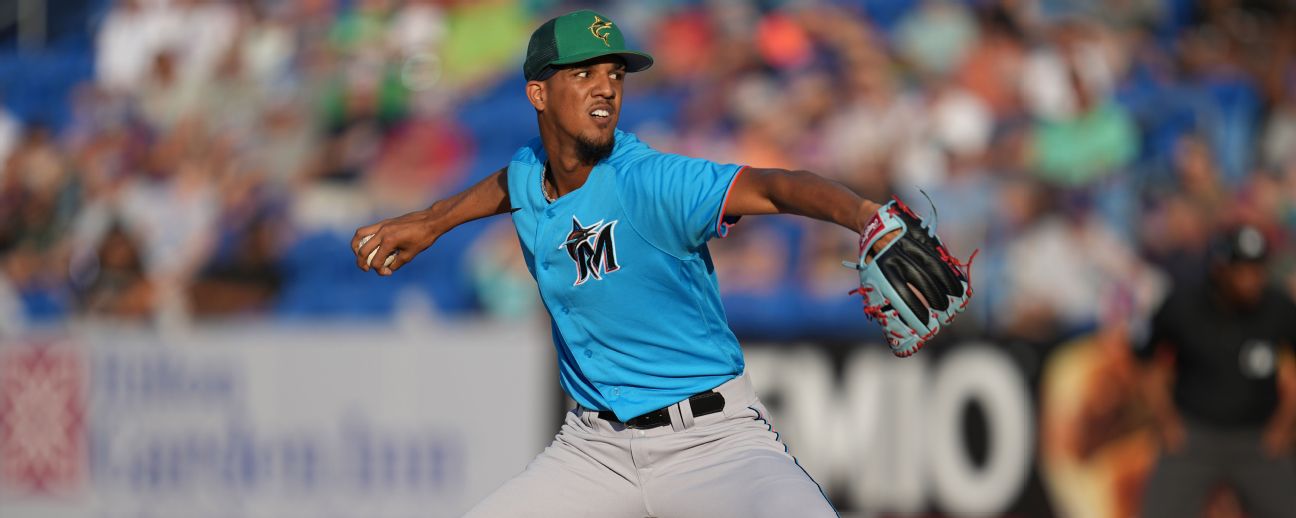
560, 216, 619, 285
588, 16, 614, 47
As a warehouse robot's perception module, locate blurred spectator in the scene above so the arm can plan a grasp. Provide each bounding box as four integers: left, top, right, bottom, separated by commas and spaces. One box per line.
75, 221, 154, 318
234, 0, 296, 86
894, 0, 979, 79
955, 5, 1026, 118
1000, 191, 1165, 341
1177, 17, 1264, 186
316, 58, 408, 183
1022, 21, 1138, 186
177, 0, 239, 84
1141, 134, 1228, 286
0, 124, 76, 255
96, 0, 185, 92
822, 46, 924, 193
188, 209, 283, 317
242, 95, 320, 190
0, 124, 78, 321
197, 41, 264, 140
136, 49, 201, 130
1261, 81, 1296, 171
113, 121, 220, 282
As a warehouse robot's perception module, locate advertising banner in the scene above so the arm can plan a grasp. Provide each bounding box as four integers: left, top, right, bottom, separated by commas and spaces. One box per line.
0, 322, 550, 518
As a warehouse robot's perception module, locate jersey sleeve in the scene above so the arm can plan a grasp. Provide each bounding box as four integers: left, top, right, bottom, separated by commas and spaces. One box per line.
618, 152, 746, 256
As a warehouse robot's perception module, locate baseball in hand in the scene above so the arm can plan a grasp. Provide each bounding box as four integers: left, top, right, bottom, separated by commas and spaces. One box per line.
358, 234, 397, 269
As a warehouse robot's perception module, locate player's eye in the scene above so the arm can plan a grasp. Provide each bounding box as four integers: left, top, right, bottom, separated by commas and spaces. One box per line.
575, 71, 589, 78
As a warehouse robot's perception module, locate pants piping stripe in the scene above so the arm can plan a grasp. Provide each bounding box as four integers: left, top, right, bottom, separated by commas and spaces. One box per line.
747, 406, 839, 517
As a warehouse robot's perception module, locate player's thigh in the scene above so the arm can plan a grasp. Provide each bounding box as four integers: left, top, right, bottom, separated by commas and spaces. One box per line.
649, 407, 836, 518
1139, 445, 1218, 518
652, 448, 836, 518
464, 429, 643, 518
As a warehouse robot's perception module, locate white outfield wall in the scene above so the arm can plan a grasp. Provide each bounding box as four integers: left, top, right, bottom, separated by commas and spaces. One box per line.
0, 321, 552, 518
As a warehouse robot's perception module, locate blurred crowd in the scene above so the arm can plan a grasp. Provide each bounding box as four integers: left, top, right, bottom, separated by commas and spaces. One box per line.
1, 0, 1294, 346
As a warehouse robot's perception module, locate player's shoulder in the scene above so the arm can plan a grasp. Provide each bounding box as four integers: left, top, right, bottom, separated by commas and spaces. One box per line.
509, 137, 546, 166
606, 130, 727, 179
605, 129, 658, 171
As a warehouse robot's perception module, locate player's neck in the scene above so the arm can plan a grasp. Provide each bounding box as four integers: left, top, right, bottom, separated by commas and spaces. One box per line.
539, 135, 596, 198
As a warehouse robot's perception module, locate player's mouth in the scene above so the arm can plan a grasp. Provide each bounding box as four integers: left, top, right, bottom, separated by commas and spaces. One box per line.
588, 105, 614, 125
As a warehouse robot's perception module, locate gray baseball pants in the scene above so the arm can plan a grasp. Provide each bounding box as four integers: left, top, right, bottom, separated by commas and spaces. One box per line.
1141, 422, 1296, 518
463, 373, 838, 518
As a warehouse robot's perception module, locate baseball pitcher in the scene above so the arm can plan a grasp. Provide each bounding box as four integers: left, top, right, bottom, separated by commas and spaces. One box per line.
352, 10, 973, 517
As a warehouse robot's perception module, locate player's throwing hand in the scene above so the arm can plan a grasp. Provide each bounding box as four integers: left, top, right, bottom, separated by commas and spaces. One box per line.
351, 210, 439, 276
352, 168, 512, 276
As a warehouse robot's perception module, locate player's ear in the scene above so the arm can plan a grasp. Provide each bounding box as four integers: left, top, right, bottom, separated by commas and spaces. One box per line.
526, 80, 546, 112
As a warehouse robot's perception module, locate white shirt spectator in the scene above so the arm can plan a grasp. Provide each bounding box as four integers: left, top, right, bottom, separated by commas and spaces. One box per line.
177, 0, 239, 84
1004, 215, 1165, 332
96, 0, 186, 92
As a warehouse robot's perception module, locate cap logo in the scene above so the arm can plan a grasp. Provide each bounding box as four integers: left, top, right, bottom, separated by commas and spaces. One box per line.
588, 15, 613, 47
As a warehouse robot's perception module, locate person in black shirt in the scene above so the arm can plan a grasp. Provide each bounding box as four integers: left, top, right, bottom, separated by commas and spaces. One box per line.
1135, 225, 1296, 517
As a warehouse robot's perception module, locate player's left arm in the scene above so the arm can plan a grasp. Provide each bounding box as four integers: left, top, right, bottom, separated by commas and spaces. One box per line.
724, 166, 974, 356
723, 167, 882, 235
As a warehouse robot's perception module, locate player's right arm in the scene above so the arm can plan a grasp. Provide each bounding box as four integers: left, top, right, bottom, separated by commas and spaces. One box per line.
352, 167, 510, 276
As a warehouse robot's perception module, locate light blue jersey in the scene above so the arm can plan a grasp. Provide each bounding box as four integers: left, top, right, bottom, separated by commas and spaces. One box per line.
506, 130, 747, 421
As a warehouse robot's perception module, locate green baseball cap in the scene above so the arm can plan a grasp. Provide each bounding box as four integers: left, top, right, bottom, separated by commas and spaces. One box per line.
523, 9, 654, 81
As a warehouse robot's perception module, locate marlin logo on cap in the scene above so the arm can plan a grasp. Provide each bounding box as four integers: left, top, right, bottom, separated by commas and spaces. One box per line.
589, 15, 614, 47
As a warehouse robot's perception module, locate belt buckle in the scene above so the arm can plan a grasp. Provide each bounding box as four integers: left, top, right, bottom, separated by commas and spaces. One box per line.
625, 409, 670, 429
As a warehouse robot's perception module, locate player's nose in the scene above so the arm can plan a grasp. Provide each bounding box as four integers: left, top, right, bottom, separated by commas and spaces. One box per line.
591, 75, 615, 99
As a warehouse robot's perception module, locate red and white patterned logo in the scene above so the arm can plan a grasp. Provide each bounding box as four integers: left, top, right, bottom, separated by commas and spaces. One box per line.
860, 213, 885, 255
0, 343, 85, 495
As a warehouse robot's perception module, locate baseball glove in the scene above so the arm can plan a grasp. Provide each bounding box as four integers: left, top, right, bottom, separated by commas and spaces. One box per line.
844, 196, 975, 357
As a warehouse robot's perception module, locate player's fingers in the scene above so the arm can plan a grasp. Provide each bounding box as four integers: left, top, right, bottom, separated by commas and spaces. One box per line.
869, 228, 902, 256
352, 224, 382, 253
381, 249, 411, 275
359, 239, 387, 272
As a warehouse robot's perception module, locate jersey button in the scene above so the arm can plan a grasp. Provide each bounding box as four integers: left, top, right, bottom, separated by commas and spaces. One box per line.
612, 387, 620, 396
583, 349, 592, 358
561, 307, 570, 314
542, 262, 550, 270
545, 208, 555, 218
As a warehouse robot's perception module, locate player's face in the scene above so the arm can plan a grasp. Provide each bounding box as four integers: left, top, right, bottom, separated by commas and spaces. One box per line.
542, 57, 625, 154
1218, 262, 1266, 308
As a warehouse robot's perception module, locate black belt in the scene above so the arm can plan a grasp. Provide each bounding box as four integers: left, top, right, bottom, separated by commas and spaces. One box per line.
598, 390, 726, 430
